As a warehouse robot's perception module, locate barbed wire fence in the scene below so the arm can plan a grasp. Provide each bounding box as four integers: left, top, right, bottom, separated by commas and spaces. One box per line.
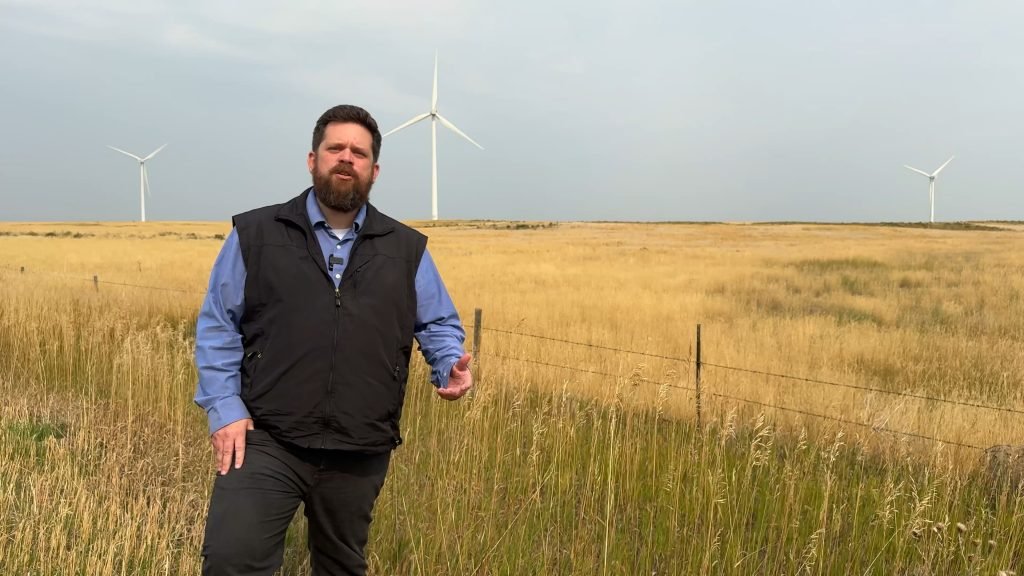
467, 311, 1018, 453
0, 264, 207, 295
2, 265, 1016, 453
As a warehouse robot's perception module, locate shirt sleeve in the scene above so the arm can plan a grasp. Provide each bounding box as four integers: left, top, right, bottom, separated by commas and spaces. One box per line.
194, 228, 250, 434
413, 248, 466, 388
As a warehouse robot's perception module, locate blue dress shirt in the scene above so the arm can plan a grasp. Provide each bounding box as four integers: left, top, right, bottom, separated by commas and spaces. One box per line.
194, 193, 466, 434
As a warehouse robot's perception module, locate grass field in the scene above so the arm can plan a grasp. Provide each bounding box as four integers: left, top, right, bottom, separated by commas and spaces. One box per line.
1, 219, 1022, 574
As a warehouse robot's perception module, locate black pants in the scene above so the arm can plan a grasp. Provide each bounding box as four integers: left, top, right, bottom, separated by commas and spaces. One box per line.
201, 428, 391, 576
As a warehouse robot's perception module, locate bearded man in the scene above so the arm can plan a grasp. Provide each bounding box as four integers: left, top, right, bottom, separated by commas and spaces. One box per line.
194, 104, 472, 576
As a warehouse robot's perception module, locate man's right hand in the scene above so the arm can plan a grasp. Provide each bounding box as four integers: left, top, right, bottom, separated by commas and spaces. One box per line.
211, 418, 254, 475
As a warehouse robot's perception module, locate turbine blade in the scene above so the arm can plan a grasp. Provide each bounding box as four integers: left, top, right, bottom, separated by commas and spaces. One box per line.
432, 51, 439, 113
904, 165, 931, 178
383, 112, 431, 137
108, 146, 142, 161
436, 114, 484, 150
143, 143, 168, 161
932, 155, 954, 176
143, 165, 152, 197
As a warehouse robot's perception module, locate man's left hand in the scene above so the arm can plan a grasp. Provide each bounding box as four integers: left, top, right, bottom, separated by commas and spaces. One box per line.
437, 353, 473, 400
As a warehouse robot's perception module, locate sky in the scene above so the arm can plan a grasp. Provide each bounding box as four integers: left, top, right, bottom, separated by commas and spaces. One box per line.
0, 0, 1022, 223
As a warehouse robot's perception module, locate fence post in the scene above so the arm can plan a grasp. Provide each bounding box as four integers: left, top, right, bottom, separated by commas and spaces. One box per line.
695, 324, 702, 430
20, 266, 24, 273
472, 308, 483, 384
93, 275, 99, 291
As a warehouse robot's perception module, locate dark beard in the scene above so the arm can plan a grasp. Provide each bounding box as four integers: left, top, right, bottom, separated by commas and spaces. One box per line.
311, 162, 373, 213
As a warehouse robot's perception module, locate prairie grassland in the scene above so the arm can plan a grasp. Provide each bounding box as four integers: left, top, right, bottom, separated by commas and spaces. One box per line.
0, 220, 1022, 574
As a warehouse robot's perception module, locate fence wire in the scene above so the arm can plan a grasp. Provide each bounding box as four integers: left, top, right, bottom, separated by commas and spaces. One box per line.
476, 323, 1024, 416
705, 388, 987, 452
0, 265, 207, 296
700, 360, 1024, 416
486, 350, 986, 452
488, 351, 695, 392
1, 264, 1015, 451
477, 325, 694, 364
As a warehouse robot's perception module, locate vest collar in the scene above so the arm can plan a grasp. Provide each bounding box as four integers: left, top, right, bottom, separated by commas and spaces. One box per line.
275, 188, 394, 238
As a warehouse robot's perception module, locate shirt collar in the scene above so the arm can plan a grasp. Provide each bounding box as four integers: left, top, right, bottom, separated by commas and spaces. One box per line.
306, 189, 366, 234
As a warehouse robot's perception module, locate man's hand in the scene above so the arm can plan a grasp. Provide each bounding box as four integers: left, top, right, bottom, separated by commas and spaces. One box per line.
436, 353, 473, 401
211, 418, 254, 475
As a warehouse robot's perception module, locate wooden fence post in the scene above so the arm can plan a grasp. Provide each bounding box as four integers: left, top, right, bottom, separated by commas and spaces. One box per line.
93, 275, 99, 291
696, 324, 702, 429
472, 308, 483, 384
20, 266, 25, 273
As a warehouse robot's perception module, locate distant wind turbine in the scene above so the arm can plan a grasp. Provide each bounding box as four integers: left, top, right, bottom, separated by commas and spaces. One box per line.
904, 156, 954, 223
107, 144, 167, 222
384, 53, 483, 221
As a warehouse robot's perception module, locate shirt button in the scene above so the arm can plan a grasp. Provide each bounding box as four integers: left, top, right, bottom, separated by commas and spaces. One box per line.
336, 243, 342, 249
335, 273, 341, 279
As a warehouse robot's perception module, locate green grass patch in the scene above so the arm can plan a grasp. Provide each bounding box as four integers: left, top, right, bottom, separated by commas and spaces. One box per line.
3, 418, 68, 465
874, 222, 1010, 232
754, 221, 1011, 232
806, 302, 885, 326
839, 274, 874, 296
897, 275, 925, 290
793, 257, 889, 274
5, 418, 68, 442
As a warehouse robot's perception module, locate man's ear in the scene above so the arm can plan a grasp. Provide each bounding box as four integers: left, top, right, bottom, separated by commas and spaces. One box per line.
307, 151, 316, 173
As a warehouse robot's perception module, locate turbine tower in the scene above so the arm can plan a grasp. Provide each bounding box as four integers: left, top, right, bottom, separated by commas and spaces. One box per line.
904, 156, 954, 223
108, 144, 167, 222
384, 53, 483, 221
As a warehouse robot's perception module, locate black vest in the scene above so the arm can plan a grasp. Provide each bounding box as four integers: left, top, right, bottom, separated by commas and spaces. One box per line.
232, 189, 427, 452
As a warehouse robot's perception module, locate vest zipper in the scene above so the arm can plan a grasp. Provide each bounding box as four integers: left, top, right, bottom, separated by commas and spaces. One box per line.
322, 234, 363, 449
322, 286, 342, 449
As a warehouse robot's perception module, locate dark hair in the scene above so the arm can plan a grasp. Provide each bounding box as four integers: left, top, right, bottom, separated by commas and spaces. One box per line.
312, 105, 382, 162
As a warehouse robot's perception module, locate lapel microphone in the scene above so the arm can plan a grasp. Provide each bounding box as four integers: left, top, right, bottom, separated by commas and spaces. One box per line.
328, 255, 345, 271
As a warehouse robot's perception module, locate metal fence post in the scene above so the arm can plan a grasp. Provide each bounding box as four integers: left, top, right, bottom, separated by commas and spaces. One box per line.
472, 308, 483, 384
696, 324, 702, 429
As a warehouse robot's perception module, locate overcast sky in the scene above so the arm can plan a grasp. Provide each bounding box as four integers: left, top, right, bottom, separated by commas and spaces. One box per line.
1, 1, 1021, 222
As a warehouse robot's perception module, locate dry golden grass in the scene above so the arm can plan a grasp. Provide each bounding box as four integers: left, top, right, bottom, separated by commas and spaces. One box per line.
3, 219, 1023, 449
1, 219, 1023, 574
440, 221, 1024, 447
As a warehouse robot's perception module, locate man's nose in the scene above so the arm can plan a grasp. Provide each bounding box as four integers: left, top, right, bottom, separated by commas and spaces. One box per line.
337, 149, 354, 163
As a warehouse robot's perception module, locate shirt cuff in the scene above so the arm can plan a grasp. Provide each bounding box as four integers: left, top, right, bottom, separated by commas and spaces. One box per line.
206, 395, 251, 435
433, 355, 461, 389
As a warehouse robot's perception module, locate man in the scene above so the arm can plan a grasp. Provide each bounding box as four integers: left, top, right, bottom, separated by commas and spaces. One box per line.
194, 104, 472, 575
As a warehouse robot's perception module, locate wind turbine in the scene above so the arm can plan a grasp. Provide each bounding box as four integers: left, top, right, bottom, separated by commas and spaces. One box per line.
107, 144, 167, 222
384, 53, 483, 221
904, 156, 954, 223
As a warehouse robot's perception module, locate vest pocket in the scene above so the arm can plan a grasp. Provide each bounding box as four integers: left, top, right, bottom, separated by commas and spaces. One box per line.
391, 350, 409, 409
389, 356, 408, 445
241, 342, 268, 397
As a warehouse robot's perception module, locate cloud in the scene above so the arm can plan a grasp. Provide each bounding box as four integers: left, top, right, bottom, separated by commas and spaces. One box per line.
192, 0, 474, 38
0, 0, 476, 51
0, 0, 168, 42
160, 22, 250, 60
0, 0, 482, 100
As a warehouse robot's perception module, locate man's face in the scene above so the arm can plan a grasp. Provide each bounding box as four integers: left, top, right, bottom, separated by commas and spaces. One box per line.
308, 122, 380, 213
